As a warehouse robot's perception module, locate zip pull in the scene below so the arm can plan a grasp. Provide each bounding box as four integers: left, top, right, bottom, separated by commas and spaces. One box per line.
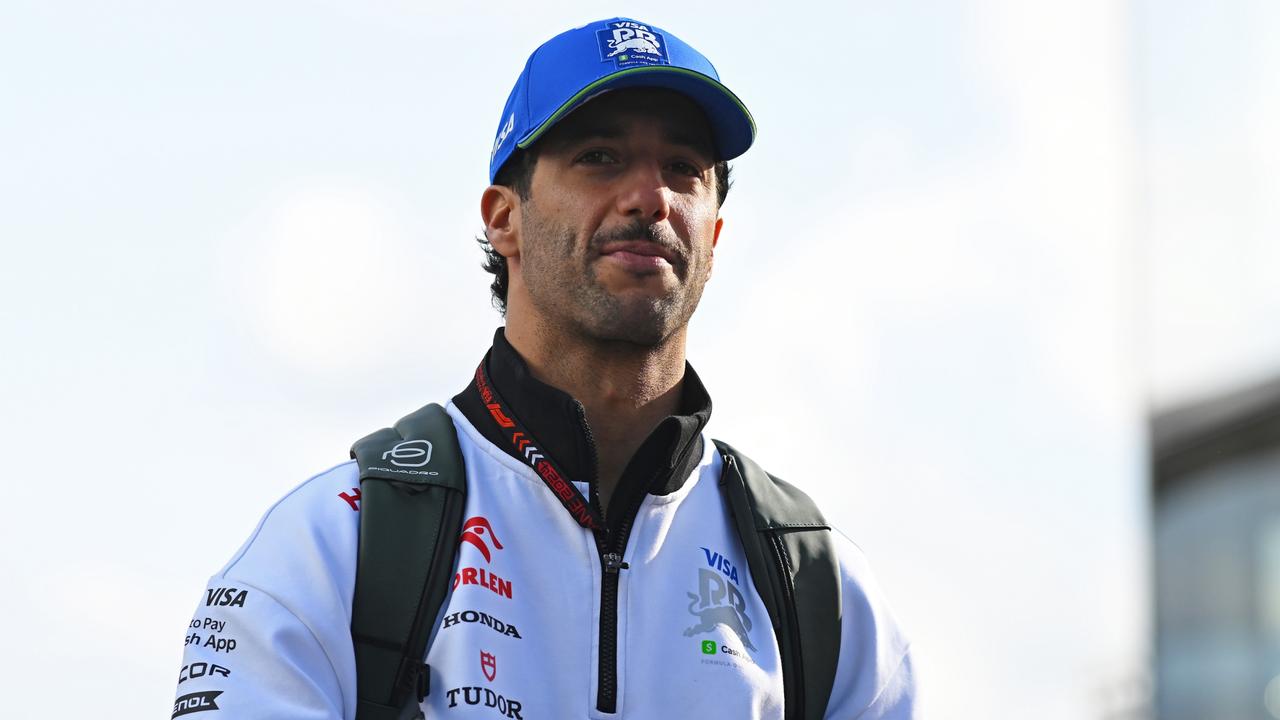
719, 453, 740, 488
602, 552, 630, 573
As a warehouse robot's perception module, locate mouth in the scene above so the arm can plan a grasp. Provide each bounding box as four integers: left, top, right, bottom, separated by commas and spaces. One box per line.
597, 240, 680, 270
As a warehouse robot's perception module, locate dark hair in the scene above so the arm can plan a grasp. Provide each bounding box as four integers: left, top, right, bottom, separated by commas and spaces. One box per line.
477, 149, 733, 315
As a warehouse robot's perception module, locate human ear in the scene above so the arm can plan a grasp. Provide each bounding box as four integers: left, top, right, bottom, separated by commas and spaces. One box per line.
481, 185, 521, 259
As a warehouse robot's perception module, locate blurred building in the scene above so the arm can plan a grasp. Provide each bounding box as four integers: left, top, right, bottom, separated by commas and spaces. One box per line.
1153, 376, 1280, 719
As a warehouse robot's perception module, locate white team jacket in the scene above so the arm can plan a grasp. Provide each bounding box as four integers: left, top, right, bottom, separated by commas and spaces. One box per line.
172, 403, 917, 719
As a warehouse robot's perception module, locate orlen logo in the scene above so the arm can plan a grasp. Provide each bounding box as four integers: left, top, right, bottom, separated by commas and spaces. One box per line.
460, 516, 504, 563
383, 439, 432, 468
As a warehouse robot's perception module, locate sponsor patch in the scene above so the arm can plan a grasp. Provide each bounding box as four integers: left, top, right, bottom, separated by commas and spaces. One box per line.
445, 687, 523, 718
596, 20, 669, 68
702, 546, 740, 585
339, 488, 361, 511
452, 567, 514, 599
189, 617, 227, 633
481, 650, 497, 682
172, 691, 222, 718
491, 112, 515, 162
683, 567, 755, 652
460, 517, 504, 563
441, 610, 523, 639
178, 662, 231, 684
205, 587, 248, 608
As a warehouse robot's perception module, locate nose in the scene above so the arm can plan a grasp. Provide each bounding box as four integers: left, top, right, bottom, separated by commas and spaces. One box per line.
614, 160, 671, 222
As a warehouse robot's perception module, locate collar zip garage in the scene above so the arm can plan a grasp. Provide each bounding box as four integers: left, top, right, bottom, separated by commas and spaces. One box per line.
457, 331, 713, 713
470, 359, 631, 712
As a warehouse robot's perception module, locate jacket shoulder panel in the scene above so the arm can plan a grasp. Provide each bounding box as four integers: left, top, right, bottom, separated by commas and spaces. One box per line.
220, 459, 362, 583
208, 460, 363, 716
824, 530, 917, 719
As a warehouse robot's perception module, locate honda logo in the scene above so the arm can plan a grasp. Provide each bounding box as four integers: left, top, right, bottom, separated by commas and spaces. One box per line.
382, 439, 433, 468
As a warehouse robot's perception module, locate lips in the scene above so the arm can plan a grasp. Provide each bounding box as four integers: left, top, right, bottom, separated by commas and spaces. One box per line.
597, 241, 679, 266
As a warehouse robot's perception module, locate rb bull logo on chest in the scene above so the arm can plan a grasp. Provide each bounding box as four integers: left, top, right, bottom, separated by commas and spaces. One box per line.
597, 20, 668, 68
684, 548, 755, 652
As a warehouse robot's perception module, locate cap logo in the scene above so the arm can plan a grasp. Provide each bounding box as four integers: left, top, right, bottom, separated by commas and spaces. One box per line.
491, 112, 515, 162
597, 21, 668, 68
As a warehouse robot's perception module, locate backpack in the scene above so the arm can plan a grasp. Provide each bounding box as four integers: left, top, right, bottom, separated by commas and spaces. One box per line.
349, 404, 841, 720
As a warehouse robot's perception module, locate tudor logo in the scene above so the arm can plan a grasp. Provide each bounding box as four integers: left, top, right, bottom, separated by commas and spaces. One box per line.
383, 439, 432, 468
480, 650, 497, 682
460, 516, 504, 563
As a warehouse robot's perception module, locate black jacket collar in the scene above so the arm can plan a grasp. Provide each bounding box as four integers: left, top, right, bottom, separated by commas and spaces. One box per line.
453, 329, 712, 525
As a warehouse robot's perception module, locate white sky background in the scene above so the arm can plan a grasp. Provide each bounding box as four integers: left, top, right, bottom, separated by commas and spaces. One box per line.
0, 1, 1275, 718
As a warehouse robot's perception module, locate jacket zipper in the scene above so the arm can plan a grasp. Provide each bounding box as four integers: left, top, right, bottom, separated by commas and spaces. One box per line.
597, 550, 626, 713
596, 517, 636, 713
769, 531, 804, 720
573, 403, 702, 714
574, 401, 645, 714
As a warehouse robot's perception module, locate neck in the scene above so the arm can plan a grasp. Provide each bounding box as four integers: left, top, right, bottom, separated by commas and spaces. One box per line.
503, 317, 687, 512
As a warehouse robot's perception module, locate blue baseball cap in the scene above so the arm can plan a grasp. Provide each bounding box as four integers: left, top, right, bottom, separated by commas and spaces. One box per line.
488, 18, 756, 183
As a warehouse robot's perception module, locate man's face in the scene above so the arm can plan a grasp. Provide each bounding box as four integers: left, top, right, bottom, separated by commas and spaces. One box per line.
513, 87, 723, 347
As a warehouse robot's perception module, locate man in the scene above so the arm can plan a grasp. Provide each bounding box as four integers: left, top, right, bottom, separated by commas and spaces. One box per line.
172, 18, 916, 719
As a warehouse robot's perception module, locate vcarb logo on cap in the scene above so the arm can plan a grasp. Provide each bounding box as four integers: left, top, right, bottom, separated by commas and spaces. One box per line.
383, 439, 433, 468
597, 20, 668, 68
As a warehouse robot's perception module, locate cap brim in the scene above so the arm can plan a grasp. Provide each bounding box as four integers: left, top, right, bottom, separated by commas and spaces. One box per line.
516, 66, 756, 162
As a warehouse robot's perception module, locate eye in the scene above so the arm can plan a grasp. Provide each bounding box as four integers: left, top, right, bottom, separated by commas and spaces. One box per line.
667, 160, 705, 177
574, 149, 618, 165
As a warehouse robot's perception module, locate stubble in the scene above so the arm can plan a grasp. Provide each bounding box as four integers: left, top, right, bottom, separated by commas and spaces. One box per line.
518, 203, 711, 348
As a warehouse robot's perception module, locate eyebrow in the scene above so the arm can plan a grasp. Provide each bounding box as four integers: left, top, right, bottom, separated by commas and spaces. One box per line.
554, 121, 715, 160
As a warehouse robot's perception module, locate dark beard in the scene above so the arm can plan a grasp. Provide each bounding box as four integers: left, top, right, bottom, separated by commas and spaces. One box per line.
519, 206, 705, 347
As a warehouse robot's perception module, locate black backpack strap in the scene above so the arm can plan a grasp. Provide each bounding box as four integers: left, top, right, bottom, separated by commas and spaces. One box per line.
714, 440, 842, 720
350, 404, 467, 720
